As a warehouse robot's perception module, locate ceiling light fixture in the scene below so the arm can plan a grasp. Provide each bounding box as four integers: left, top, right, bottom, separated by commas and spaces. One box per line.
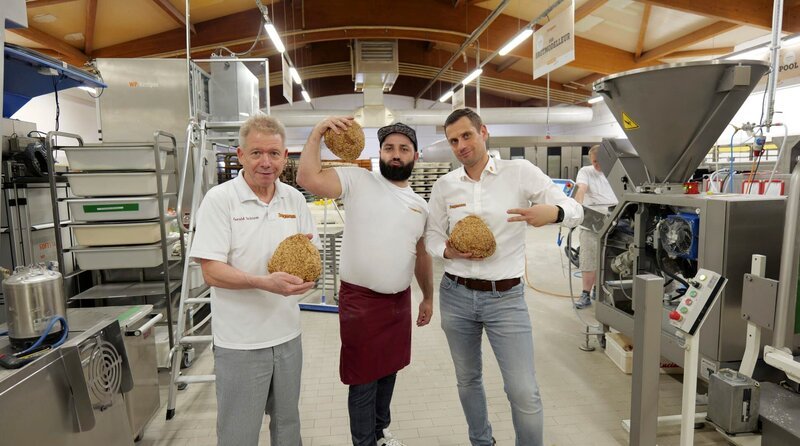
264, 22, 285, 54
438, 90, 455, 102
462, 68, 483, 85
499, 28, 533, 56
289, 67, 302, 84
587, 95, 603, 104
301, 90, 311, 103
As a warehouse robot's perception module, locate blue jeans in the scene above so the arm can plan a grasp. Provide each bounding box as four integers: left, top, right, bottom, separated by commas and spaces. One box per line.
439, 274, 543, 446
348, 373, 397, 446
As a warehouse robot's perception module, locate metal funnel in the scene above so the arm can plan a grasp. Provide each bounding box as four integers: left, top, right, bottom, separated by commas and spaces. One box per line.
594, 60, 769, 184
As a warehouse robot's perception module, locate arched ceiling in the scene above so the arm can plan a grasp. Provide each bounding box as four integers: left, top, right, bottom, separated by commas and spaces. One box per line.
9, 0, 796, 106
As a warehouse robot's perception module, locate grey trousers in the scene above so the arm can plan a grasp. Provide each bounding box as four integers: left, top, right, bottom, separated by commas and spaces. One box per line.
214, 335, 303, 446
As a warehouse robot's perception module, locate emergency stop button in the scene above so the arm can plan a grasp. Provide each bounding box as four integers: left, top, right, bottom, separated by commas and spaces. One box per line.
669, 310, 682, 321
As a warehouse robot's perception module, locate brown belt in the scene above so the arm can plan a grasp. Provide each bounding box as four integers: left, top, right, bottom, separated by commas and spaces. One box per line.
444, 273, 521, 293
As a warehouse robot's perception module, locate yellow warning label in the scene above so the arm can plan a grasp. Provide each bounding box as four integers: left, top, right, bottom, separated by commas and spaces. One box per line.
622, 112, 639, 130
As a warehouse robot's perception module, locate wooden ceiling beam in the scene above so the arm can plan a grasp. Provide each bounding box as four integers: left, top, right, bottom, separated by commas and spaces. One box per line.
572, 72, 605, 91
84, 0, 97, 55
495, 56, 520, 73
93, 0, 660, 75
151, 0, 197, 34
637, 0, 800, 33
637, 21, 739, 63
8, 26, 88, 65
576, 0, 608, 22
25, 0, 79, 8
662, 46, 735, 58
635, 4, 651, 59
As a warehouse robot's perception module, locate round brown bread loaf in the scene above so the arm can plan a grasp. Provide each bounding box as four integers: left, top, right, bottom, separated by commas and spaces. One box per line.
323, 121, 365, 161
449, 215, 496, 258
267, 234, 322, 282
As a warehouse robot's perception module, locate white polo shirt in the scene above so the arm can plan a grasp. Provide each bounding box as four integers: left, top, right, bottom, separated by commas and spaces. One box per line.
426, 157, 583, 281
334, 167, 428, 294
576, 165, 618, 211
190, 174, 319, 350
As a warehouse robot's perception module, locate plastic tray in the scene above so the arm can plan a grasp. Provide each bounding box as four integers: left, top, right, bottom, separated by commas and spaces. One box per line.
67, 196, 167, 222
72, 222, 163, 246
65, 172, 171, 197
71, 239, 177, 270
64, 146, 168, 171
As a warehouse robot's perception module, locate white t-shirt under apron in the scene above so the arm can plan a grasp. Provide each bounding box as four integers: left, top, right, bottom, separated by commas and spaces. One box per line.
190, 174, 319, 350
334, 167, 429, 294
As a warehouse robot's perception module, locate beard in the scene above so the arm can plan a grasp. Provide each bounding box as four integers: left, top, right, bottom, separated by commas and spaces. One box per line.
379, 158, 415, 181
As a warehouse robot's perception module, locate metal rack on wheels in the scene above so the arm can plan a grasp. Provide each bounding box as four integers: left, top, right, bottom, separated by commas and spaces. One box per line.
45, 130, 185, 350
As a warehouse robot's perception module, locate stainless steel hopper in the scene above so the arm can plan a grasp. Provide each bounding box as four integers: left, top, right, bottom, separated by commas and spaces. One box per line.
594, 60, 770, 185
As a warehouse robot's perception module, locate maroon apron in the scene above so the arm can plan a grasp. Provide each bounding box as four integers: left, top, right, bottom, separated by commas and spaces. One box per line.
338, 281, 411, 385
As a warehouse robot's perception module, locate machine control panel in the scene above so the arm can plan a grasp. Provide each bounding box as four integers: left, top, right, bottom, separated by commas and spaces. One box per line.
669, 268, 727, 335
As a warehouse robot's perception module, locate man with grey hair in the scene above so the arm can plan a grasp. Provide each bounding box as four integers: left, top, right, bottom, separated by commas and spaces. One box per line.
191, 113, 319, 445
574, 145, 618, 308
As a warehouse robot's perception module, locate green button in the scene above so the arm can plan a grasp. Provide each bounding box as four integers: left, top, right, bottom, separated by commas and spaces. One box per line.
680, 307, 689, 314
690, 291, 697, 297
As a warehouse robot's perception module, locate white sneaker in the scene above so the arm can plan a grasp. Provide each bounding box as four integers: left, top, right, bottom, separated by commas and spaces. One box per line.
377, 429, 406, 446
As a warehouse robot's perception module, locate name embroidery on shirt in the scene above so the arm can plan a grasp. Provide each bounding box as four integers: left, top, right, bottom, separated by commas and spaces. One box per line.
232, 216, 260, 221
278, 213, 297, 219
449, 203, 466, 209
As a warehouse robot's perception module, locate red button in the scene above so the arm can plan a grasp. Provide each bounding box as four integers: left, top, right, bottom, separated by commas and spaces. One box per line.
685, 299, 693, 306
669, 310, 682, 321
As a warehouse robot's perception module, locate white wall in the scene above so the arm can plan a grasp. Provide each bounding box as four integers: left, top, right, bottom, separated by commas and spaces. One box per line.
10, 87, 100, 143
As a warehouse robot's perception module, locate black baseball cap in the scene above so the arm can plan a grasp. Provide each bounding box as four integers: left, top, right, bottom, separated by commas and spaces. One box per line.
377, 122, 418, 151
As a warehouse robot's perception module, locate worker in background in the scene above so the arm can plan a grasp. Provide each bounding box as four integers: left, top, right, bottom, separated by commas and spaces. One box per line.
191, 113, 319, 446
426, 108, 583, 446
297, 117, 434, 446
573, 145, 618, 309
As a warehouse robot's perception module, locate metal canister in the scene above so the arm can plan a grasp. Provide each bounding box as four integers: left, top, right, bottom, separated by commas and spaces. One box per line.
2, 265, 66, 349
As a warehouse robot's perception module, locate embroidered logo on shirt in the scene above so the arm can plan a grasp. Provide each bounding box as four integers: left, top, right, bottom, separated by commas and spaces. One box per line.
409, 207, 422, 214
278, 213, 297, 219
449, 203, 466, 209
232, 216, 260, 221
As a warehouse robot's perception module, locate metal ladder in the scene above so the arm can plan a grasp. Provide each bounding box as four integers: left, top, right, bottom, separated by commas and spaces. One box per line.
165, 119, 219, 420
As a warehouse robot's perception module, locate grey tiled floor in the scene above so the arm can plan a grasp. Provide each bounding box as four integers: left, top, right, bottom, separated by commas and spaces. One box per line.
139, 225, 732, 445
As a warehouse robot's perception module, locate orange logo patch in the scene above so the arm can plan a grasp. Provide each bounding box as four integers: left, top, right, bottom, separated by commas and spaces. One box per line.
449, 203, 466, 209
278, 213, 297, 219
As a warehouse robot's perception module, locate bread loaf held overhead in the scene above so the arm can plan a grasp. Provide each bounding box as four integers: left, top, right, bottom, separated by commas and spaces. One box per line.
323, 120, 365, 161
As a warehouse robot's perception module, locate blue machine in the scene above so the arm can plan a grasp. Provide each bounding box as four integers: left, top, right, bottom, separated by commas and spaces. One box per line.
661, 213, 700, 260
4, 43, 106, 118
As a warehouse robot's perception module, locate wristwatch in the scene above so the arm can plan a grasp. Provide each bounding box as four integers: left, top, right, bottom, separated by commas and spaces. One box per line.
555, 205, 565, 223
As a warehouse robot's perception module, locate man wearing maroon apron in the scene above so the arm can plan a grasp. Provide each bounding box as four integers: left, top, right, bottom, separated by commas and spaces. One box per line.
298, 118, 434, 446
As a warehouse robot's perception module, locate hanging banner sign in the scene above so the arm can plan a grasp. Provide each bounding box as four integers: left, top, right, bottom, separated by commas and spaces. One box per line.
282, 55, 293, 104
533, 1, 575, 80
453, 87, 466, 110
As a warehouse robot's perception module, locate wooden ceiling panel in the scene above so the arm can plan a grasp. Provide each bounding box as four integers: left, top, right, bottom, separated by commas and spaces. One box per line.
24, 0, 86, 49
92, 0, 177, 48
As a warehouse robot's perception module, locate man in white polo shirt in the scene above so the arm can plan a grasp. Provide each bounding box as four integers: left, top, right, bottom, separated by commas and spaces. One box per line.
297, 117, 433, 446
426, 108, 583, 446
574, 145, 618, 309
191, 113, 319, 446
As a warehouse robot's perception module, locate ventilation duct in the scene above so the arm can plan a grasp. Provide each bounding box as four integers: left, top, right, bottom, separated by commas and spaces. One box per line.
271, 106, 593, 127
